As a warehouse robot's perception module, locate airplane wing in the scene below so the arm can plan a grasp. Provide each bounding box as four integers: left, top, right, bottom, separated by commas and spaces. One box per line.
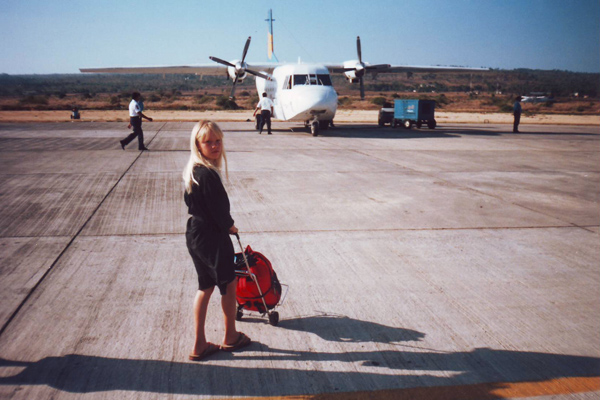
384, 65, 491, 73
80, 65, 229, 75
326, 64, 490, 74
79, 63, 280, 75
327, 64, 391, 73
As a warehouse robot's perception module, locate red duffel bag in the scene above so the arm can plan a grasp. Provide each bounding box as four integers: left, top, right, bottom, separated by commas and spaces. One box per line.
235, 245, 282, 313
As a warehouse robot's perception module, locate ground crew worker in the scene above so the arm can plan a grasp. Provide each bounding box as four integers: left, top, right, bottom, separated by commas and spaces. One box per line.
253, 92, 274, 135
513, 96, 522, 133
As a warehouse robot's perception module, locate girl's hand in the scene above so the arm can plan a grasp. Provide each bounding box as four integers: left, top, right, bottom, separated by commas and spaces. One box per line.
229, 225, 238, 235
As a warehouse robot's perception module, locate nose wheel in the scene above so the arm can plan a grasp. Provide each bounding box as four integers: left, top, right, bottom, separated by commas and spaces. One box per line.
310, 121, 319, 136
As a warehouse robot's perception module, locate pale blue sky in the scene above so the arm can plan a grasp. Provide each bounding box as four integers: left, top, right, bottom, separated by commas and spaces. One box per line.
1, 0, 599, 74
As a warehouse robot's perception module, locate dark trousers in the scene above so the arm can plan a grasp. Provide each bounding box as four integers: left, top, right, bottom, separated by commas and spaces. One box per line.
122, 117, 145, 149
513, 113, 521, 133
259, 110, 272, 134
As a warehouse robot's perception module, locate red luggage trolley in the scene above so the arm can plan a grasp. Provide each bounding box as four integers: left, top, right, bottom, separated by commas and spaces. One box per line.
233, 233, 287, 326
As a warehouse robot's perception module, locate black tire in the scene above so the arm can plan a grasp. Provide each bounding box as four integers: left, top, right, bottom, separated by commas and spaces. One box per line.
311, 121, 319, 137
268, 311, 279, 326
403, 120, 412, 129
378, 118, 384, 127
416, 121, 422, 129
319, 120, 330, 130
428, 119, 437, 129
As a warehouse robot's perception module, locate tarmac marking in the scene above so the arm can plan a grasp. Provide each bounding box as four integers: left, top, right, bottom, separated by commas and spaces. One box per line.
230, 377, 600, 400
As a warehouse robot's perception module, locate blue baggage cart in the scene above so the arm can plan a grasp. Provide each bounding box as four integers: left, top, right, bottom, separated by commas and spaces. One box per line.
392, 99, 437, 129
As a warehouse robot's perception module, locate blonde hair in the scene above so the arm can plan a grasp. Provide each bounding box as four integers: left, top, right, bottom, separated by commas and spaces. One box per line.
182, 120, 228, 194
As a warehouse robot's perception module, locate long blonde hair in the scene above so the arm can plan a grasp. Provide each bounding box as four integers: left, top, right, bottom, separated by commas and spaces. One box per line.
182, 120, 228, 194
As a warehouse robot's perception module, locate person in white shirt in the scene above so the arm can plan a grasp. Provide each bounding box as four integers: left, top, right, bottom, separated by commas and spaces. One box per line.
120, 92, 153, 150
253, 92, 274, 135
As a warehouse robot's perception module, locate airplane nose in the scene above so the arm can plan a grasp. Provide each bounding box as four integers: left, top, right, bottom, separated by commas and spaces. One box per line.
304, 88, 338, 113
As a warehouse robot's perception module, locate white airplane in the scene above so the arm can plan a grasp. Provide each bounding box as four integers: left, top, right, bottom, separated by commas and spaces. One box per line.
81, 9, 489, 136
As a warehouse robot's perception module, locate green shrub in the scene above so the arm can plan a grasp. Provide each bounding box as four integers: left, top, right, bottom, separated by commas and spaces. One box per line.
371, 97, 387, 106
194, 95, 212, 104
19, 95, 48, 105
338, 96, 352, 106
216, 96, 239, 110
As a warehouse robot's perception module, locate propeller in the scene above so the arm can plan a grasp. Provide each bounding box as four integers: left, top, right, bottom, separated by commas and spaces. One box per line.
209, 37, 271, 99
343, 36, 390, 100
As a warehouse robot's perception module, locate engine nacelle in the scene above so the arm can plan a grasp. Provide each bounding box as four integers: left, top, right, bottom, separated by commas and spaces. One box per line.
226, 60, 248, 83
342, 59, 365, 83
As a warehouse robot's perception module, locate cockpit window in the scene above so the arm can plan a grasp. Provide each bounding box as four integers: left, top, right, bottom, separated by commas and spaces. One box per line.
283, 75, 292, 90
293, 75, 307, 86
292, 74, 332, 87
317, 74, 332, 86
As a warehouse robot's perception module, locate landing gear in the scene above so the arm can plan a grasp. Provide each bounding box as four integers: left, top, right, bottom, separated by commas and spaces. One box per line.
310, 121, 319, 136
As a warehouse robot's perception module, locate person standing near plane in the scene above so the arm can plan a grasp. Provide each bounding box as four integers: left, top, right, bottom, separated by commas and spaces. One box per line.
254, 92, 274, 135
513, 96, 522, 133
183, 121, 251, 361
120, 92, 152, 150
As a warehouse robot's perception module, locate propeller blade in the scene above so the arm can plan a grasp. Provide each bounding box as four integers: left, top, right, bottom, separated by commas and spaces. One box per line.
241, 36, 251, 63
357, 36, 362, 63
360, 76, 365, 100
209, 56, 235, 68
229, 78, 238, 100
245, 69, 271, 80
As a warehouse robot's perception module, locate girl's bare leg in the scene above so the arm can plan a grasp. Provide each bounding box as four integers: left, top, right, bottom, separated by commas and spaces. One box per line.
192, 287, 214, 355
221, 279, 240, 345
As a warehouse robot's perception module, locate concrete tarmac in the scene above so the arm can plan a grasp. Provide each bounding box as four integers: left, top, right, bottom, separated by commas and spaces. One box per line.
0, 121, 599, 399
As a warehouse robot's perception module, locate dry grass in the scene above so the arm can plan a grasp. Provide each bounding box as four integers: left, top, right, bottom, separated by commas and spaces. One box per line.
2, 90, 598, 116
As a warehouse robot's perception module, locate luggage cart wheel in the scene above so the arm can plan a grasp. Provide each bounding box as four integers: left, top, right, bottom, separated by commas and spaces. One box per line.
236, 307, 244, 321
268, 311, 279, 326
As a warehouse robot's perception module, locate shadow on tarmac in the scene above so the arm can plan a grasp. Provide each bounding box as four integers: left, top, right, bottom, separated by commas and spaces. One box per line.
1, 315, 599, 397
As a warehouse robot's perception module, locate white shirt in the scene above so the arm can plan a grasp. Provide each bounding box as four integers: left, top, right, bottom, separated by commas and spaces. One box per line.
129, 99, 141, 117
257, 97, 274, 111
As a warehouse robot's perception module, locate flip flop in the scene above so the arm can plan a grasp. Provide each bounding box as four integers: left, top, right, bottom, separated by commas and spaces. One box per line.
220, 332, 252, 352
188, 343, 220, 361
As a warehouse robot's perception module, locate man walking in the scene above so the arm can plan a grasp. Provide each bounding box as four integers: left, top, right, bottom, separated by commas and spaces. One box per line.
253, 92, 274, 135
513, 96, 522, 133
120, 92, 153, 150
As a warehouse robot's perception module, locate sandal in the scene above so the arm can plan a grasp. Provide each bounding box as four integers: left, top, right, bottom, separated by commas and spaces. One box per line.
189, 343, 220, 361
221, 332, 252, 352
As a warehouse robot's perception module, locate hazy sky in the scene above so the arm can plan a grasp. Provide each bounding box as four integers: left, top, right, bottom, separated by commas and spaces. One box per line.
1, 0, 599, 74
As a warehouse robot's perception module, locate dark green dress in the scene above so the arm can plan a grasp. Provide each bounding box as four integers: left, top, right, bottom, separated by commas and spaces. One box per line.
185, 165, 235, 294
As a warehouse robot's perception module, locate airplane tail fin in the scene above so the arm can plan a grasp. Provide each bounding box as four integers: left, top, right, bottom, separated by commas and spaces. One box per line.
266, 9, 279, 62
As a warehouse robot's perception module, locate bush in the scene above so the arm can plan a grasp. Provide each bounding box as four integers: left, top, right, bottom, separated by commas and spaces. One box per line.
338, 96, 352, 106
148, 93, 161, 102
216, 96, 239, 110
194, 95, 212, 104
109, 96, 121, 106
371, 97, 387, 106
19, 95, 48, 105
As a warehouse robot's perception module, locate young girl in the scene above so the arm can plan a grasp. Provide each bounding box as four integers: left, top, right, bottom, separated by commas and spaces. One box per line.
183, 121, 251, 361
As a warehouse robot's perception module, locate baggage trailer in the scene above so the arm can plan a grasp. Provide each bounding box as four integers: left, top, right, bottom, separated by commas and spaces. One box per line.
392, 99, 437, 129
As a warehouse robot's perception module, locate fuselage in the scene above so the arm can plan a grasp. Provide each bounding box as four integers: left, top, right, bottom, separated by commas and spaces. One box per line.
256, 63, 338, 123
